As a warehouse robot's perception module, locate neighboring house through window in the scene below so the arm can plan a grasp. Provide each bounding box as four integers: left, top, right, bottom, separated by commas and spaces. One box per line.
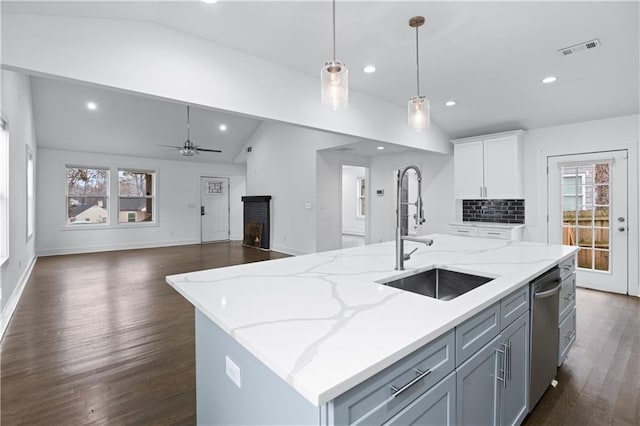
66, 166, 109, 225
118, 169, 155, 223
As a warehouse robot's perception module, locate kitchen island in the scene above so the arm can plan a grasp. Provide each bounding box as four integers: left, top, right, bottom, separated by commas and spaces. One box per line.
166, 234, 578, 425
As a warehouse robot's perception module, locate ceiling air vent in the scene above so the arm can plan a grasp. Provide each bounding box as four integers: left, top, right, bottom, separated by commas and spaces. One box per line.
558, 38, 601, 56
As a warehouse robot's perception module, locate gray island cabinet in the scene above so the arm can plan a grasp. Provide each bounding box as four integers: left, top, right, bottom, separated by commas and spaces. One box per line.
167, 235, 577, 426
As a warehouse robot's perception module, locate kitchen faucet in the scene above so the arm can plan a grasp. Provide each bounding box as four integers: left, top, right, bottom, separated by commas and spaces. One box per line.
395, 165, 433, 270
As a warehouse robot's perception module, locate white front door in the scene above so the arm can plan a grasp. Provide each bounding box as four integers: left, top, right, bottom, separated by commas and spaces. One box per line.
548, 151, 628, 294
201, 177, 229, 243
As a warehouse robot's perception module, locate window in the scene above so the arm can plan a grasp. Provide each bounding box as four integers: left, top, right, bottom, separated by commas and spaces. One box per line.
66, 166, 109, 225
0, 118, 8, 263
357, 177, 366, 218
26, 146, 34, 239
561, 174, 586, 211
118, 170, 155, 223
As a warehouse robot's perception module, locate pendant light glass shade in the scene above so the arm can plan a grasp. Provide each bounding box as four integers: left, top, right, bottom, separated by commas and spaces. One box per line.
321, 60, 349, 110
408, 95, 430, 130
321, 0, 348, 109
408, 16, 429, 131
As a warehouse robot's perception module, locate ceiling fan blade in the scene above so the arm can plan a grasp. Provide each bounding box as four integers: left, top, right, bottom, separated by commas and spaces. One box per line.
196, 148, 222, 153
158, 144, 181, 149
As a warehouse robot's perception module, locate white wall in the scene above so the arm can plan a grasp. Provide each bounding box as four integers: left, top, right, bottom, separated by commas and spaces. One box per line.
522, 114, 639, 295
245, 121, 369, 255
37, 148, 246, 255
369, 151, 455, 244
2, 13, 451, 154
316, 151, 370, 252
341, 166, 366, 236
0, 70, 38, 335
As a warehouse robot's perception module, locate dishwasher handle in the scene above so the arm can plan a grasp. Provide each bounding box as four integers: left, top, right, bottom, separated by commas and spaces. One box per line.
533, 280, 562, 299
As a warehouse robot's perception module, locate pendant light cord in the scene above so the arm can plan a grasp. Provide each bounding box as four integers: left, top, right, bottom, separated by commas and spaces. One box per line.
415, 25, 420, 96
187, 106, 190, 141
332, 0, 336, 63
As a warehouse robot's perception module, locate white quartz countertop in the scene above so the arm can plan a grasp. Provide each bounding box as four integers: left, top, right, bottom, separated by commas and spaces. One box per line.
166, 234, 577, 406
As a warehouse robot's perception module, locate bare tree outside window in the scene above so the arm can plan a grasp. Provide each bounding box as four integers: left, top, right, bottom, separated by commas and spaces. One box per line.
66, 167, 109, 224
118, 170, 155, 223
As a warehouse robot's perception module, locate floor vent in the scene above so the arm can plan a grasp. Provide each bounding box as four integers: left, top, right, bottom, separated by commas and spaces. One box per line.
558, 38, 600, 56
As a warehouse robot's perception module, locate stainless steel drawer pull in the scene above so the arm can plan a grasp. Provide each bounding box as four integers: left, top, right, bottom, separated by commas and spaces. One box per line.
457, 230, 470, 233
564, 293, 574, 301
487, 232, 502, 236
565, 330, 576, 340
389, 368, 431, 398
496, 346, 507, 388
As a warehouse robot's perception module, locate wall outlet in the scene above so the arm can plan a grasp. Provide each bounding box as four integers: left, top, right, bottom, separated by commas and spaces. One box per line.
376, 189, 384, 196
304, 202, 312, 210
225, 356, 242, 388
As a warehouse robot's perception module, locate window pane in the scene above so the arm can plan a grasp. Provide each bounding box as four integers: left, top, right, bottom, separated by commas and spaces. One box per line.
576, 207, 593, 223
594, 227, 610, 250
594, 163, 609, 184
594, 184, 609, 205
67, 167, 108, 196
562, 226, 576, 246
119, 171, 153, 197
119, 197, 153, 223
68, 197, 108, 224
562, 210, 575, 225
578, 248, 593, 269
577, 227, 593, 248
594, 250, 609, 271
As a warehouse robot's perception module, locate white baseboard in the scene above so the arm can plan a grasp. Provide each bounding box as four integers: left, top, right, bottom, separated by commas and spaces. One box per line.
271, 244, 309, 256
342, 232, 365, 237
37, 239, 200, 257
1, 255, 37, 341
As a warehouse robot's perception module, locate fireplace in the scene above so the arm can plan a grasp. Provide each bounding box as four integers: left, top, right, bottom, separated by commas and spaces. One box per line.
241, 196, 271, 250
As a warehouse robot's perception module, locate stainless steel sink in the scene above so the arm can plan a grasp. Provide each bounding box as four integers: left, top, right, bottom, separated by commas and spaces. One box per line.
378, 268, 494, 301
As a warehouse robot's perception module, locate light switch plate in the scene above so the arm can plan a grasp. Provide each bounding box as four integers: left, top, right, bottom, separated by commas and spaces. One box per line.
225, 356, 242, 388
304, 202, 312, 210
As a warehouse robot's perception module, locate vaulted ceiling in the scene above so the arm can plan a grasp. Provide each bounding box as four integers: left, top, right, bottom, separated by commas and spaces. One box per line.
4, 1, 639, 162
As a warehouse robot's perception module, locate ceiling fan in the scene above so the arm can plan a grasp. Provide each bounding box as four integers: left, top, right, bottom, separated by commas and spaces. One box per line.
160, 106, 222, 156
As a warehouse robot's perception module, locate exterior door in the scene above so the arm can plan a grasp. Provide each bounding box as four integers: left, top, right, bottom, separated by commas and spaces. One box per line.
548, 151, 628, 294
201, 177, 229, 243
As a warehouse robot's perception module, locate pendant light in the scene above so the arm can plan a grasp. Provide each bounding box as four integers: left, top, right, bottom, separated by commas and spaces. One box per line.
321, 0, 348, 110
408, 16, 430, 131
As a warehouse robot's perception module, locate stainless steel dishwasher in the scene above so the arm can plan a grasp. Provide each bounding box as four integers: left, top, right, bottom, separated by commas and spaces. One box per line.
529, 266, 562, 410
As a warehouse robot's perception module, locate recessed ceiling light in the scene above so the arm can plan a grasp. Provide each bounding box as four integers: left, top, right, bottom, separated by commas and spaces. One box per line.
219, 124, 227, 131
363, 65, 376, 74
377, 146, 385, 150
542, 76, 557, 84
86, 102, 97, 110
445, 100, 457, 107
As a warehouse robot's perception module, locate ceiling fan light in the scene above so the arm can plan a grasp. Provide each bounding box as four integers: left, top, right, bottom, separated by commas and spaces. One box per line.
408, 96, 430, 131
321, 61, 349, 110
180, 148, 196, 156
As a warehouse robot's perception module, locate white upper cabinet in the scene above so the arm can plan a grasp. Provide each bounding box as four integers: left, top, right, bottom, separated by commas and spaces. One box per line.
452, 130, 525, 199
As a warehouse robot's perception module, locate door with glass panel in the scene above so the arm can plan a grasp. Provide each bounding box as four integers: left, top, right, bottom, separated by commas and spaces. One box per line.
548, 151, 628, 294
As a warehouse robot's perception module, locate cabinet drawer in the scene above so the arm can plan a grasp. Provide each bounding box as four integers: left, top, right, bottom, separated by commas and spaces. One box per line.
331, 330, 455, 425
478, 227, 511, 240
558, 307, 576, 366
383, 371, 456, 426
450, 226, 479, 237
455, 302, 501, 367
500, 284, 529, 330
559, 273, 576, 321
559, 256, 576, 281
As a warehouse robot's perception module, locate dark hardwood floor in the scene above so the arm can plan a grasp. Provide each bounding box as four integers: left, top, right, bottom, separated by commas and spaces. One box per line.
1, 242, 288, 425
1, 243, 639, 425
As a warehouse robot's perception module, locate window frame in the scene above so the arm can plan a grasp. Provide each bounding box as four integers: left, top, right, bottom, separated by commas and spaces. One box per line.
0, 117, 9, 266
356, 176, 366, 218
65, 165, 111, 227
117, 168, 157, 226
26, 145, 34, 240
